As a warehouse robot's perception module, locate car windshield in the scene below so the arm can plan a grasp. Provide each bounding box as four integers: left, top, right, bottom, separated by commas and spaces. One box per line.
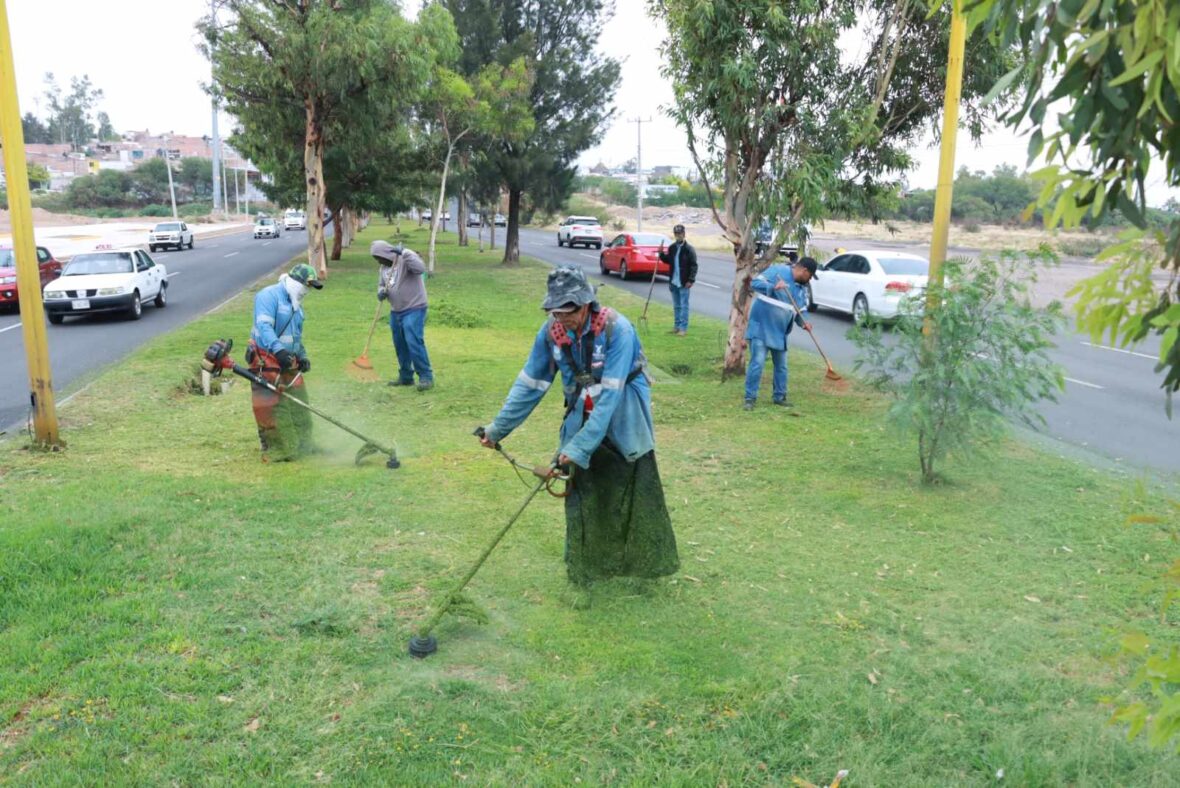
0, 250, 15, 267
285, 211, 300, 217
154, 223, 181, 232
257, 219, 273, 226
632, 233, 669, 246
63, 253, 134, 276
877, 257, 929, 276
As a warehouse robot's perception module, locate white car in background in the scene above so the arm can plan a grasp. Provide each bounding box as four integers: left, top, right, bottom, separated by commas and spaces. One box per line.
254, 217, 280, 239
807, 250, 929, 323
148, 221, 193, 252
42, 246, 168, 323
284, 210, 307, 230
557, 215, 603, 249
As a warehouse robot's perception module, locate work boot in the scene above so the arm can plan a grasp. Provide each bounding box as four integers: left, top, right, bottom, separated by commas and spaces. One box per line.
743, 399, 755, 411
772, 399, 794, 408
675, 330, 687, 337
416, 380, 434, 392
387, 379, 414, 387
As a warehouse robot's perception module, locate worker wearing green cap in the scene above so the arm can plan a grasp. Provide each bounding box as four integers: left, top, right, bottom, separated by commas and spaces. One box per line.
247, 263, 323, 461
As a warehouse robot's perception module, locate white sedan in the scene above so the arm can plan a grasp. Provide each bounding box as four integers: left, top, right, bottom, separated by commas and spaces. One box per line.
557, 215, 603, 249
42, 247, 168, 323
148, 221, 194, 252
807, 250, 928, 323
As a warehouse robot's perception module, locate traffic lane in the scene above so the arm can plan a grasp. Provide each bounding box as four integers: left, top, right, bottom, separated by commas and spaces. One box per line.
0, 230, 306, 433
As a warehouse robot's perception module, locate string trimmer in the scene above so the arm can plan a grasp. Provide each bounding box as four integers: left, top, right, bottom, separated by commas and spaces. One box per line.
407, 426, 569, 658
201, 338, 400, 468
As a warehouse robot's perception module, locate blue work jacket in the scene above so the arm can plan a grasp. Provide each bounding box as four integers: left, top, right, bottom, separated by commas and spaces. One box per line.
251, 281, 306, 359
485, 310, 654, 469
745, 264, 808, 351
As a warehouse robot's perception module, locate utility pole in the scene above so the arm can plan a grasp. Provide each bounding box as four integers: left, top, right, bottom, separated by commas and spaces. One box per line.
630, 116, 651, 232
923, 0, 967, 344
220, 154, 230, 218
162, 136, 178, 219
209, 0, 222, 215
0, 0, 60, 447
233, 166, 240, 215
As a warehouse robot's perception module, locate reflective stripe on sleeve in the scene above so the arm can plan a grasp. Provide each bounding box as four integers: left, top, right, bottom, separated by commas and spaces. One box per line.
600, 377, 623, 390
755, 293, 793, 311
516, 371, 551, 391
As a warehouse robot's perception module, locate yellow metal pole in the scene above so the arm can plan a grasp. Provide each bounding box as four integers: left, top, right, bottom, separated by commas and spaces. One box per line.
0, 0, 61, 447
924, 0, 967, 339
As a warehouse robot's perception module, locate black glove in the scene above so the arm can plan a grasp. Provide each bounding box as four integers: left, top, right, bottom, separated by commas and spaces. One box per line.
377, 288, 388, 302
298, 357, 311, 373
274, 349, 294, 370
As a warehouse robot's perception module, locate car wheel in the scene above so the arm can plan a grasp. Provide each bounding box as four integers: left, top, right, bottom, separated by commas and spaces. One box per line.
595, 243, 602, 250
852, 294, 870, 325
600, 255, 610, 276
619, 260, 629, 281
127, 291, 143, 321
149, 245, 157, 253
188, 237, 195, 249
154, 283, 167, 308
557, 235, 564, 247
806, 284, 818, 312
47, 313, 64, 325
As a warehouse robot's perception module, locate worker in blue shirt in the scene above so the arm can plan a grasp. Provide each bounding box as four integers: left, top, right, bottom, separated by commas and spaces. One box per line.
478, 266, 679, 590
655, 224, 697, 335
743, 257, 818, 410
248, 263, 322, 460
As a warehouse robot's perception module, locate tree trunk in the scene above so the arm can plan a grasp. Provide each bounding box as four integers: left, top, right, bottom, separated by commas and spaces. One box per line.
457, 179, 469, 247
502, 188, 522, 265
489, 202, 496, 250
304, 100, 327, 278
428, 141, 454, 274
721, 247, 758, 378
330, 206, 343, 260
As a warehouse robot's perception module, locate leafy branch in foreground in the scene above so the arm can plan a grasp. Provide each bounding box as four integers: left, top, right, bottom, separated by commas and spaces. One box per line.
853, 249, 1065, 483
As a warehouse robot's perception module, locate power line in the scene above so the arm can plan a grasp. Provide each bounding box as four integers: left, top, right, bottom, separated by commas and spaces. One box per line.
630, 116, 652, 231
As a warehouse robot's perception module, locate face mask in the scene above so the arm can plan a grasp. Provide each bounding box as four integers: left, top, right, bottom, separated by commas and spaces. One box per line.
283, 274, 308, 309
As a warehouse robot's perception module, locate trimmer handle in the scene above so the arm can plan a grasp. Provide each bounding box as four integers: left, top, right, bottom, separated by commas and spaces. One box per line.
473, 425, 501, 450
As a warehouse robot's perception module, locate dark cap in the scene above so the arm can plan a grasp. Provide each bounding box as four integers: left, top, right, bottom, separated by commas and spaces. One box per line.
796, 256, 819, 280
542, 265, 596, 311
673, 224, 686, 235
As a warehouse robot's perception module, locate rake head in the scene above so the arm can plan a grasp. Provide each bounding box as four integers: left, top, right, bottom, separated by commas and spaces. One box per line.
824, 367, 843, 381
352, 354, 374, 370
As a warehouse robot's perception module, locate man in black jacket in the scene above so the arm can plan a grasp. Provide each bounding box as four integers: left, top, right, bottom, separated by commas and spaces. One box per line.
655, 224, 698, 336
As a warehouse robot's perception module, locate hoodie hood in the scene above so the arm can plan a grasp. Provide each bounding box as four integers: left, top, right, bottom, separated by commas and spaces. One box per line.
371, 240, 401, 264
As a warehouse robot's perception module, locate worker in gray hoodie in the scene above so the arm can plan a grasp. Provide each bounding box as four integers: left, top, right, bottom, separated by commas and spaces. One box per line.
372, 240, 434, 390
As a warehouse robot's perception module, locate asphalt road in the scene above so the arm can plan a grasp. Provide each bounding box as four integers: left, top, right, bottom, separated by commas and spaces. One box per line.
0, 229, 306, 435
515, 227, 1180, 476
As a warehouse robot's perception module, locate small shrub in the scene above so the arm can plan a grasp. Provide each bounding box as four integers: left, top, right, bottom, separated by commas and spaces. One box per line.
139, 204, 172, 217
1056, 234, 1108, 258
852, 249, 1066, 483
610, 218, 626, 231
964, 222, 981, 233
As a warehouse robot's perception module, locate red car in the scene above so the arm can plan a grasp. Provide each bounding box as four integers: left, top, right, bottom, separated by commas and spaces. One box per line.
598, 232, 673, 280
0, 245, 63, 309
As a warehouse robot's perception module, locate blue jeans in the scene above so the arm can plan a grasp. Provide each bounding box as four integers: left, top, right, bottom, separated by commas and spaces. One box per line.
743, 337, 787, 403
669, 284, 690, 332
390, 307, 433, 384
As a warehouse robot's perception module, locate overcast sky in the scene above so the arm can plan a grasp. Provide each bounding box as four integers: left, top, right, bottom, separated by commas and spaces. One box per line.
7, 0, 1172, 202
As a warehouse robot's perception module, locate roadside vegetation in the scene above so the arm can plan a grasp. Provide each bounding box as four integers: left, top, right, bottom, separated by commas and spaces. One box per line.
2, 226, 1177, 783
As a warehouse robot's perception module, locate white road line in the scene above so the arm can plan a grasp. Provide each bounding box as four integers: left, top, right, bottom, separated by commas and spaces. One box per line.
224, 252, 239, 258
262, 241, 272, 246
0, 322, 22, 334
579, 253, 597, 259
167, 271, 182, 279
697, 281, 721, 289
1080, 341, 1157, 361
1064, 376, 1104, 390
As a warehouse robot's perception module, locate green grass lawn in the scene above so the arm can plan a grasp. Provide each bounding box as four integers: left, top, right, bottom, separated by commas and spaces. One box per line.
1, 224, 1177, 785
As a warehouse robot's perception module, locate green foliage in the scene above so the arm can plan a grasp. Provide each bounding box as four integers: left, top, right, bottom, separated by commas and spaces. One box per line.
563, 196, 611, 227
650, 0, 1015, 373
26, 161, 51, 190
178, 158, 213, 200
21, 112, 51, 144
130, 159, 174, 205
575, 175, 638, 207
969, 0, 1180, 410
445, 0, 621, 262
853, 250, 1066, 483
41, 72, 105, 150
66, 169, 131, 209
